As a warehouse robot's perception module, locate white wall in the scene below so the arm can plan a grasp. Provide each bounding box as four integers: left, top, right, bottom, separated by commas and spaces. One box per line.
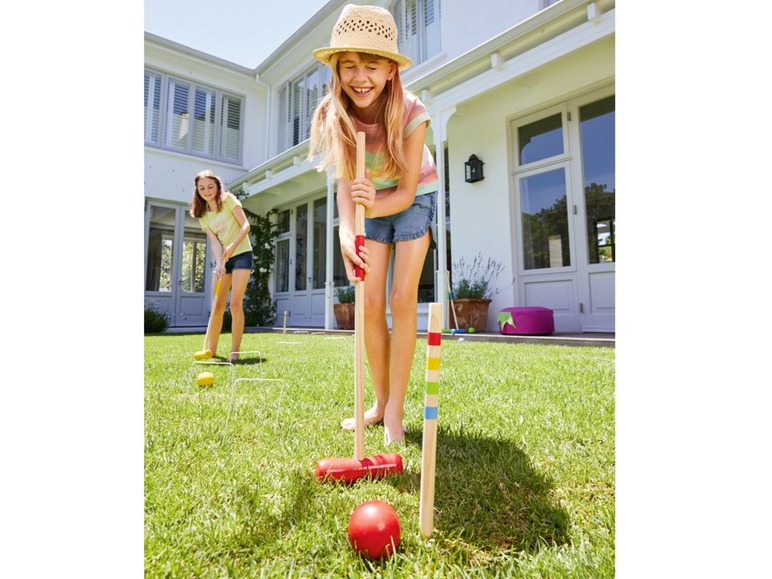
144, 40, 266, 204
439, 0, 543, 59
446, 37, 615, 331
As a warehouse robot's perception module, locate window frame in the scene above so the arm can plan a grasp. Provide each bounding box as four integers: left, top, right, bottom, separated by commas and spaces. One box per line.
144, 67, 244, 165
279, 63, 331, 151
391, 0, 442, 67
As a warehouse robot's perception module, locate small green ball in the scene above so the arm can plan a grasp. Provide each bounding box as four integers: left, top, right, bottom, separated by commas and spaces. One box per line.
468, 327, 476, 334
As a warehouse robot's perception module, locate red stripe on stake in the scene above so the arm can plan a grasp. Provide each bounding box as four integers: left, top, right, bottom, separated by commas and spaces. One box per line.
427, 331, 441, 346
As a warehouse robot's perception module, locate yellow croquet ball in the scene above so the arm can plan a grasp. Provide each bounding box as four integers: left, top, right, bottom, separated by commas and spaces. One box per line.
197, 371, 215, 388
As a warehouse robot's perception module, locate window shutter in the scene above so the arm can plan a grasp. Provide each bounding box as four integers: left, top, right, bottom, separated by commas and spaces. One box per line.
192, 87, 216, 156
165, 79, 190, 150
220, 96, 242, 162
144, 71, 161, 144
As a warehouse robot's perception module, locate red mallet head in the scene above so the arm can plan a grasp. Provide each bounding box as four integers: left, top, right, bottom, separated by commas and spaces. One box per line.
316, 453, 403, 484
348, 500, 401, 559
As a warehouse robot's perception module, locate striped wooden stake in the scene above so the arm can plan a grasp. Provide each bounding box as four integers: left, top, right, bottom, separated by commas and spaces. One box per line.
353, 131, 366, 462
420, 302, 443, 539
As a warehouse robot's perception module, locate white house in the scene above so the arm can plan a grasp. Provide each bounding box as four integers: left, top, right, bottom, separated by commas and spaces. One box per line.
144, 0, 615, 333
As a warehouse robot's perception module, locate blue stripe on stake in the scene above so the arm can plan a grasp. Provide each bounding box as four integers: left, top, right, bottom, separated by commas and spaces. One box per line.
424, 406, 438, 420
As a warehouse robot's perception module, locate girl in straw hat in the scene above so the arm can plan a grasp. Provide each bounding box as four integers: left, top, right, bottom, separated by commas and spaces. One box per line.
309, 4, 439, 445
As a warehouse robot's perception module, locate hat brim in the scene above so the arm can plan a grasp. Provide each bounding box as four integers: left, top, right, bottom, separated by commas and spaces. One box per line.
312, 46, 413, 71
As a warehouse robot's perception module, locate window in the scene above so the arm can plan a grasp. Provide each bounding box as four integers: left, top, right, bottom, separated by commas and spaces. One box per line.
144, 68, 243, 164
279, 63, 332, 151
519, 168, 571, 270
514, 108, 572, 271
275, 209, 291, 293
144, 71, 161, 144
579, 96, 615, 264
393, 0, 441, 66
145, 205, 175, 292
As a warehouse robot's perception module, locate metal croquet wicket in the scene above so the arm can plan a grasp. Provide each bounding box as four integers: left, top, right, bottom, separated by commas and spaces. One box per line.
219, 350, 286, 443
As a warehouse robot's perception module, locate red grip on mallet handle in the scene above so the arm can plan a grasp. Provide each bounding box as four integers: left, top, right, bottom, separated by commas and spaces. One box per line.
315, 453, 404, 483
354, 234, 366, 281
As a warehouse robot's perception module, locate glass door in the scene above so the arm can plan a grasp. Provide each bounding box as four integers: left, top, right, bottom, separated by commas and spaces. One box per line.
574, 92, 615, 331
512, 89, 615, 333
274, 197, 328, 327
145, 202, 209, 327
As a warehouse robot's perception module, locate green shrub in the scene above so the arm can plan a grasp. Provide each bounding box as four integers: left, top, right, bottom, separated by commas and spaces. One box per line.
222, 310, 232, 333
144, 307, 169, 334
335, 285, 356, 303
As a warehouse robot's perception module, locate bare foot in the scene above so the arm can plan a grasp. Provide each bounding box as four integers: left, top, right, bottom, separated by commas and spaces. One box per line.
229, 352, 240, 362
341, 407, 383, 431
384, 425, 407, 446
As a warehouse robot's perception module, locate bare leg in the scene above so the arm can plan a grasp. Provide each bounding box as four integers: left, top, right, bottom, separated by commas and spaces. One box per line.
208, 275, 232, 358
383, 233, 431, 444
341, 240, 392, 431
228, 268, 250, 361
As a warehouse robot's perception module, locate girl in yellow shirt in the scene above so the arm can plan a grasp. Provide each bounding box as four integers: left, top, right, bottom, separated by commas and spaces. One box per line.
190, 170, 252, 362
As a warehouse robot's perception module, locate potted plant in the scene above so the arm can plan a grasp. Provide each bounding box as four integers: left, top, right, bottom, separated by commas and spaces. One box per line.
334, 285, 356, 330
450, 253, 505, 332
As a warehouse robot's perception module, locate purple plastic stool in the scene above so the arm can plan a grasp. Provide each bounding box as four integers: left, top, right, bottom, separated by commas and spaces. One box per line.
498, 307, 554, 335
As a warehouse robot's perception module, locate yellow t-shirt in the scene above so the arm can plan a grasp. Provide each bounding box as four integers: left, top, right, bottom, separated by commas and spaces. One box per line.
198, 192, 252, 257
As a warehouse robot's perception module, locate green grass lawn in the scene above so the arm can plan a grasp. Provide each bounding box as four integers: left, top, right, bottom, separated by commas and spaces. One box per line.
144, 332, 615, 577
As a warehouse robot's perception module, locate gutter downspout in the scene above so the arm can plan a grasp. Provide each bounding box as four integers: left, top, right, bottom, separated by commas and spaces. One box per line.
254, 73, 272, 159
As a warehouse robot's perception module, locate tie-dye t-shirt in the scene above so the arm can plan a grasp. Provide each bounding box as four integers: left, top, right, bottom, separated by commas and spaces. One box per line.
352, 91, 439, 197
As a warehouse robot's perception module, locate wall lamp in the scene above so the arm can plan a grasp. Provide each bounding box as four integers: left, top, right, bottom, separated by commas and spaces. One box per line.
464, 154, 485, 183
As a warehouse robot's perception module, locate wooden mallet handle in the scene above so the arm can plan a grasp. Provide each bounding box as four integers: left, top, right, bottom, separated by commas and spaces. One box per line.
354, 131, 366, 461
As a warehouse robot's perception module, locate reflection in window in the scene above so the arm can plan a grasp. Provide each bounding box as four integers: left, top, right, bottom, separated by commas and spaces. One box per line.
276, 209, 290, 234
332, 225, 348, 288
313, 199, 327, 289
520, 168, 570, 270
275, 238, 289, 293
146, 206, 175, 291
580, 95, 615, 264
296, 204, 307, 291
518, 113, 563, 166
181, 212, 207, 293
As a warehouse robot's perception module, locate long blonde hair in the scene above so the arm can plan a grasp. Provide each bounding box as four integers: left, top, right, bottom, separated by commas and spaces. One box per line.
308, 52, 407, 181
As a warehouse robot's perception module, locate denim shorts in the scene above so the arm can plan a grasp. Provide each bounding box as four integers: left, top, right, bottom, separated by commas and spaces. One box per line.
365, 191, 437, 245
225, 251, 253, 274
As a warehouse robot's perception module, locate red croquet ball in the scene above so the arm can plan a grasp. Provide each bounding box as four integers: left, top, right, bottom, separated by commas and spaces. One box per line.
347, 500, 401, 559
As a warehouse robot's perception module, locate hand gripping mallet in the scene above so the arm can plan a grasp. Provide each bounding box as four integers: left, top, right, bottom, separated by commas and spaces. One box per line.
194, 278, 221, 360
316, 131, 403, 483
420, 302, 443, 539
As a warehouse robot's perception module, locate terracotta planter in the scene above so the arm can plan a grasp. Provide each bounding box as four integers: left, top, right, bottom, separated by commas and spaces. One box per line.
451, 298, 491, 331
334, 303, 355, 330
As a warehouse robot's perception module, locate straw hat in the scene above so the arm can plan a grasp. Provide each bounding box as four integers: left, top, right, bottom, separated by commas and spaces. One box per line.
312, 4, 413, 70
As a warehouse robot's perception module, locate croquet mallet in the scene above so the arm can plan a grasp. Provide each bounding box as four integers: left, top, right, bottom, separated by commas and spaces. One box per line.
194, 278, 222, 360
316, 131, 403, 483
